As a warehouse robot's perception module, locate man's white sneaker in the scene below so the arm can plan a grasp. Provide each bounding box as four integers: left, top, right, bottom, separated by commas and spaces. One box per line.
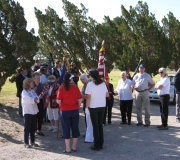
52, 128, 58, 133
47, 126, 54, 131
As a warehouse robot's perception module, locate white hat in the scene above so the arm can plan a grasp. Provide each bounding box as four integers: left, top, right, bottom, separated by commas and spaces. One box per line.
69, 74, 74, 79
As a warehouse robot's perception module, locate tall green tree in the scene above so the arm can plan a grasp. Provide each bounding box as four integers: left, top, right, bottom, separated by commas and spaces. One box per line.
162, 12, 180, 71
35, 0, 118, 72
0, 0, 38, 91
115, 1, 172, 75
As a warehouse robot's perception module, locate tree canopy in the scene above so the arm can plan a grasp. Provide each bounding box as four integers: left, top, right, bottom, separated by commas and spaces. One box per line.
1, 0, 180, 90
0, 0, 39, 91
35, 0, 176, 75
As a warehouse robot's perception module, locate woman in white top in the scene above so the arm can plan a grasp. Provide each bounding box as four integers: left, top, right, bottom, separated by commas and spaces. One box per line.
21, 78, 39, 148
85, 69, 109, 151
155, 67, 170, 130
116, 71, 133, 125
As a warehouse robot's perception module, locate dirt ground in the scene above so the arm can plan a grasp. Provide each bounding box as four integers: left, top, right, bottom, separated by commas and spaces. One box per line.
0, 98, 180, 160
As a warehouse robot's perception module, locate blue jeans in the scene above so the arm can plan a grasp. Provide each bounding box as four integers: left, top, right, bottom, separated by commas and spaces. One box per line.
60, 110, 80, 139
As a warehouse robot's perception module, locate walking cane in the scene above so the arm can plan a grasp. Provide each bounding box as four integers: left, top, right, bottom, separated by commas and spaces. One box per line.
57, 109, 60, 140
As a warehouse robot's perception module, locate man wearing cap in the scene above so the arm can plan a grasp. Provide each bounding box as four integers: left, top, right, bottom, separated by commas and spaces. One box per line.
132, 64, 155, 127
52, 61, 61, 81
70, 62, 80, 86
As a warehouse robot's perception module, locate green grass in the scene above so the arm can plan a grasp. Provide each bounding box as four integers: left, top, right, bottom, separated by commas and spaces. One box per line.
0, 79, 17, 104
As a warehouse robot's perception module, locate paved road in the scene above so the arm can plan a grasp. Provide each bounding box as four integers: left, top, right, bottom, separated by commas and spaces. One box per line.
0, 99, 180, 160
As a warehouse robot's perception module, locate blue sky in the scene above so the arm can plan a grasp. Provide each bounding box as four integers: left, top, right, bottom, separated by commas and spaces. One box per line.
14, 0, 180, 35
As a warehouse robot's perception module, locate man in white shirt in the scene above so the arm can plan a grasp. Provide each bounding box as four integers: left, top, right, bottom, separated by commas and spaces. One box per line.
132, 64, 155, 127
155, 67, 170, 130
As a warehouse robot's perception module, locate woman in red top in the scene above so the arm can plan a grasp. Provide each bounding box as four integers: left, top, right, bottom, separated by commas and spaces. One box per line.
57, 72, 82, 153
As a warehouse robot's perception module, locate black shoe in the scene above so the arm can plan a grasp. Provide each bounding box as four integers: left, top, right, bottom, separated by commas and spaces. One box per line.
157, 125, 163, 128
90, 145, 100, 151
108, 122, 112, 124
158, 126, 168, 130
37, 131, 45, 136
144, 124, 150, 127
136, 123, 143, 126
121, 122, 127, 124
127, 122, 131, 125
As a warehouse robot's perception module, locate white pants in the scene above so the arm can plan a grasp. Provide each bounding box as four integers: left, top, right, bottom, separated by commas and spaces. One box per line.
47, 108, 59, 120
85, 108, 94, 142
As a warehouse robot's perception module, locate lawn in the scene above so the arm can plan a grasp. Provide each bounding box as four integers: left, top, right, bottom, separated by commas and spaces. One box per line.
0, 70, 163, 104
0, 78, 17, 104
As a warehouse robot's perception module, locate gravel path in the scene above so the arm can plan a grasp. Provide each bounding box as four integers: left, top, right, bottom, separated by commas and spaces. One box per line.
0, 99, 180, 160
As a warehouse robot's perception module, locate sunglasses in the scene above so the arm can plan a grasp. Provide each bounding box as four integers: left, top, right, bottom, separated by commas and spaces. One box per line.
159, 72, 163, 74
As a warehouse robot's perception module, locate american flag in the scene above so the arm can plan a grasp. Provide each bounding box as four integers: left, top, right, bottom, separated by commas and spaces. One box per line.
96, 41, 108, 80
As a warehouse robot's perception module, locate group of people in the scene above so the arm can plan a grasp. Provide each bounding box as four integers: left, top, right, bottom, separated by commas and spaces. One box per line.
116, 64, 171, 130
15, 60, 180, 152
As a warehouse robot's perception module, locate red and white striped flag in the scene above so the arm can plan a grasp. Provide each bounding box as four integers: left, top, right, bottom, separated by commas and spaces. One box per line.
96, 41, 109, 81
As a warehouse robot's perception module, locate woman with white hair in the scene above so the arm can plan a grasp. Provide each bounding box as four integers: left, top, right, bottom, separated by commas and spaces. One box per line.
155, 67, 170, 130
80, 73, 89, 124
80, 73, 89, 112
80, 73, 93, 143
115, 71, 133, 125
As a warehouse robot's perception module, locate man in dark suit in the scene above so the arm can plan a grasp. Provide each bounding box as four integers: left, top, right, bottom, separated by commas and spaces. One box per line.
16, 68, 27, 118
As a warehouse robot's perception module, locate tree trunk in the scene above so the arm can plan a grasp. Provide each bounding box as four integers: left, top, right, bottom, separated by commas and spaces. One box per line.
0, 76, 8, 92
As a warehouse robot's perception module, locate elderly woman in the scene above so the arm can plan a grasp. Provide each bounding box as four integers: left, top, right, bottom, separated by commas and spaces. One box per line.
32, 73, 44, 136
21, 78, 39, 148
44, 75, 59, 133
116, 71, 133, 125
80, 74, 89, 112
80, 74, 89, 127
85, 70, 108, 151
80, 73, 93, 143
57, 72, 82, 153
154, 67, 170, 130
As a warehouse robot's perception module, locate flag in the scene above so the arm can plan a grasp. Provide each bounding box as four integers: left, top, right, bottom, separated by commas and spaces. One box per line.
58, 51, 70, 85
96, 41, 109, 81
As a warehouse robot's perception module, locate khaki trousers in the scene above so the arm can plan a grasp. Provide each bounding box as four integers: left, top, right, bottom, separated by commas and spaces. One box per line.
135, 90, 151, 124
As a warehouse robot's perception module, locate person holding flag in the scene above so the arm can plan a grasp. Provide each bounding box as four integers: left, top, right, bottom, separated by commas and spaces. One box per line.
58, 51, 70, 85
